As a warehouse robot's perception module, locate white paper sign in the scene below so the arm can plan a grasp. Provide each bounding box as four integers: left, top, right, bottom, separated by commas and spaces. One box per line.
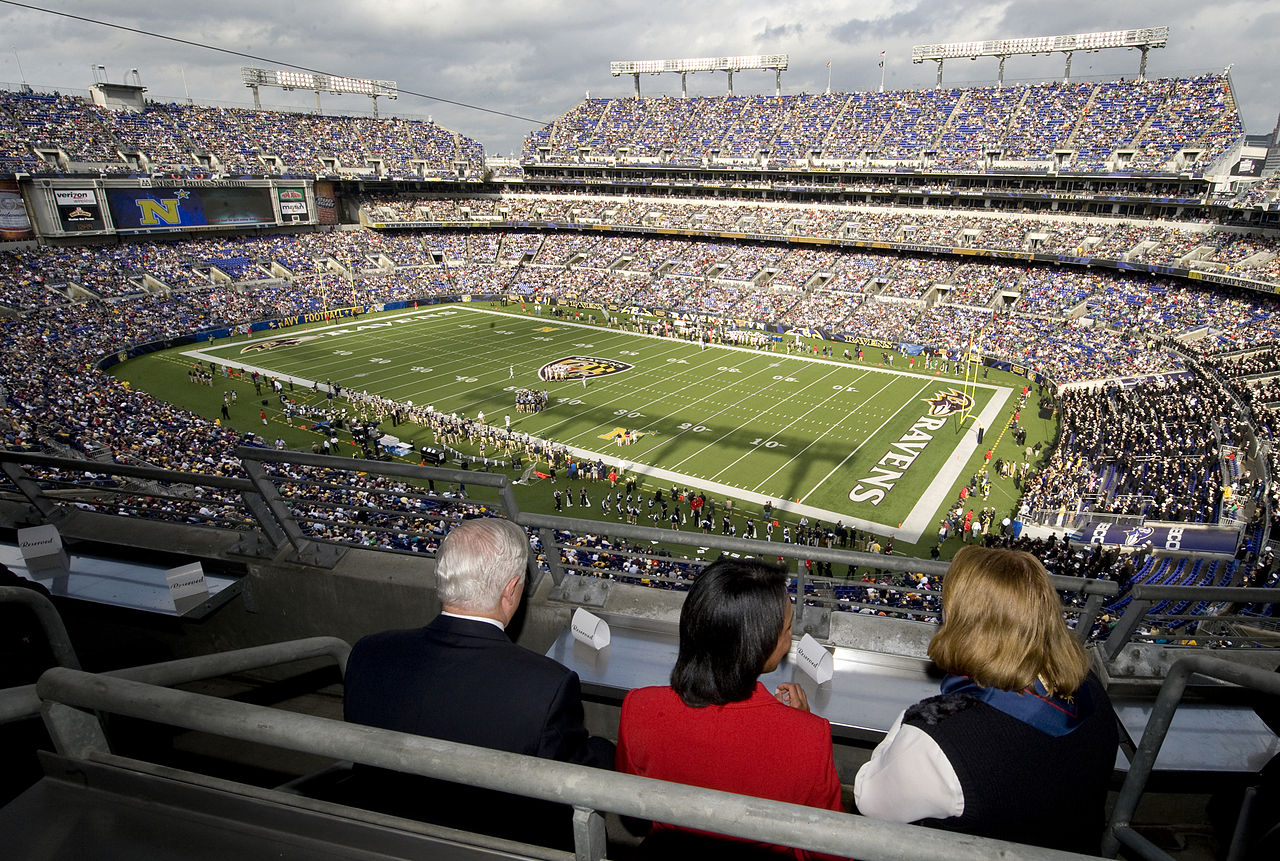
165, 561, 210, 608
795, 633, 834, 684
571, 607, 610, 650
17, 524, 69, 576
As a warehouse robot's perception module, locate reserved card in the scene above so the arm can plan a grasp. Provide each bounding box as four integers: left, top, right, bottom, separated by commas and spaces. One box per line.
571, 607, 610, 650
796, 633, 834, 684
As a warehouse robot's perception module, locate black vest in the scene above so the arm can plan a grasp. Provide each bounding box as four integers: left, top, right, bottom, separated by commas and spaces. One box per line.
905, 672, 1118, 855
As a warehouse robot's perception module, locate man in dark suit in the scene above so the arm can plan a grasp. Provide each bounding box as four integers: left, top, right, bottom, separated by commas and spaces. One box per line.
343, 517, 613, 843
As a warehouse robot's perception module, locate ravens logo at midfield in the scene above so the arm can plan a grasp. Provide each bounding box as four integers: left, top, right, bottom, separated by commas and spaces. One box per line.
539, 356, 633, 381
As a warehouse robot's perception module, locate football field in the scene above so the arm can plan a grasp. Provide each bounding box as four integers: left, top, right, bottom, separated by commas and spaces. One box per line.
181, 304, 1013, 541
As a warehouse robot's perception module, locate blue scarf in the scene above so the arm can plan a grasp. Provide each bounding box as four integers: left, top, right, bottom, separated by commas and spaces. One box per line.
940, 674, 1091, 737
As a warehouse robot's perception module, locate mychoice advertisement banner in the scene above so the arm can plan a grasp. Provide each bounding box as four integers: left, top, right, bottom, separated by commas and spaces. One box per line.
54, 188, 106, 232
1075, 522, 1239, 556
106, 186, 276, 232
277, 186, 309, 219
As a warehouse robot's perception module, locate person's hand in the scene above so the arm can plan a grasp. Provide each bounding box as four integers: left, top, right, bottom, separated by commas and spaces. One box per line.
773, 682, 809, 712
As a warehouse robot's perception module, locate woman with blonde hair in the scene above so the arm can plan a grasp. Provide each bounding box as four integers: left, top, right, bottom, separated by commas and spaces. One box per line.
854, 545, 1118, 855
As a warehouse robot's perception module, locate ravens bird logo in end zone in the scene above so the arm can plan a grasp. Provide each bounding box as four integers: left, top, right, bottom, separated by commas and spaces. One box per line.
1123, 526, 1156, 546
922, 389, 974, 417
240, 338, 307, 354
538, 356, 634, 381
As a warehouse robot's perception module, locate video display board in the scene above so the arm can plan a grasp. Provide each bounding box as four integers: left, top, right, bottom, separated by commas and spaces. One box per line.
314, 180, 337, 225
106, 186, 276, 232
54, 188, 106, 232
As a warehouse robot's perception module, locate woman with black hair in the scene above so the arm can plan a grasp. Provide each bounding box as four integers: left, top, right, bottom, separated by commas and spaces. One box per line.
616, 557, 843, 859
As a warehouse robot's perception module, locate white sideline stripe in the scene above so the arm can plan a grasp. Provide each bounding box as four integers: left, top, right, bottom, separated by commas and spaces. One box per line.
898, 388, 1014, 539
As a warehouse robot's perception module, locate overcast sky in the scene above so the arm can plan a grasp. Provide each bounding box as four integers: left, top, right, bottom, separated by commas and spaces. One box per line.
0, 0, 1275, 157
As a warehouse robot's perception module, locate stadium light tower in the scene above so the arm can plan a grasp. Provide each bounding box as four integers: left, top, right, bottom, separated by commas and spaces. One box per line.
912, 26, 1169, 88
610, 55, 789, 99
241, 67, 398, 116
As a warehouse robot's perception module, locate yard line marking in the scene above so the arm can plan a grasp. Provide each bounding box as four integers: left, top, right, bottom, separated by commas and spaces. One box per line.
672, 364, 847, 473
747, 372, 907, 494
799, 378, 935, 501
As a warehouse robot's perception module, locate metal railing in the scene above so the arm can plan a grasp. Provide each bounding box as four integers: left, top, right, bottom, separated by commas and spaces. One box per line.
35, 667, 1102, 861
1021, 508, 1144, 531
1103, 655, 1280, 859
0, 635, 349, 725
235, 446, 520, 570
1102, 584, 1280, 658
5, 448, 1278, 658
0, 585, 80, 675
513, 511, 1117, 637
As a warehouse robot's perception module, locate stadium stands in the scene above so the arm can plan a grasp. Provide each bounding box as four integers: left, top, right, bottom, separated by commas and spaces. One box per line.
0, 90, 484, 179
522, 74, 1242, 175
2, 68, 1278, 636
5, 58, 1280, 861
4, 217, 1279, 556
360, 195, 1280, 290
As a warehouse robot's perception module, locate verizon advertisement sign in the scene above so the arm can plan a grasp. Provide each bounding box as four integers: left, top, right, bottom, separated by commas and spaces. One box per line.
54, 189, 97, 206
54, 188, 106, 232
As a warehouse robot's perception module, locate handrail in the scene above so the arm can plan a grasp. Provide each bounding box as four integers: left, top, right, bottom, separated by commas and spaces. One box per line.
3, 450, 257, 492
519, 510, 954, 574
35, 667, 1101, 861
1129, 585, 1278, 601
0, 636, 349, 725
519, 511, 1120, 595
523, 510, 1115, 635
0, 585, 80, 672
235, 445, 514, 491
13, 446, 1280, 660
1101, 655, 1280, 858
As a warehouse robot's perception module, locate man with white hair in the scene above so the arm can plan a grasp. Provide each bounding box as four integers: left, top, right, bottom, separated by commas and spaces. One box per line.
343, 517, 614, 842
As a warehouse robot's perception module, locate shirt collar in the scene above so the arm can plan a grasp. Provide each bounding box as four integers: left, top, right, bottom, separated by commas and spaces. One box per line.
441, 610, 506, 631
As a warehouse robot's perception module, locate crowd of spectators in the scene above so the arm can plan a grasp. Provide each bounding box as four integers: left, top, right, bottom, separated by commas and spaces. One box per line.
8, 210, 1280, 393
0, 90, 484, 179
357, 194, 1280, 292
523, 75, 1241, 176
3, 200, 1279, 633
1019, 375, 1243, 523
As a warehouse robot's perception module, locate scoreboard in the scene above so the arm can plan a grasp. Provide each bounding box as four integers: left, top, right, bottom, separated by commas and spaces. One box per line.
21, 178, 325, 238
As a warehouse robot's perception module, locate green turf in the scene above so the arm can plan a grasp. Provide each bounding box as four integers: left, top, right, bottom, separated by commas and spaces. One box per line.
107, 301, 1052, 550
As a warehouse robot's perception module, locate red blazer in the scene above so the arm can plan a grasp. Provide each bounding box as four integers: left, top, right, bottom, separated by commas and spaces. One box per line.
617, 682, 843, 859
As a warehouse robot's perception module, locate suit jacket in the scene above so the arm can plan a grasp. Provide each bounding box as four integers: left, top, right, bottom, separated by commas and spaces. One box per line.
617, 683, 843, 860
340, 614, 614, 844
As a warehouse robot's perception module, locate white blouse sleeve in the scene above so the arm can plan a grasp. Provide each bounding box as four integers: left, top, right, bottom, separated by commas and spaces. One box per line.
853, 709, 965, 823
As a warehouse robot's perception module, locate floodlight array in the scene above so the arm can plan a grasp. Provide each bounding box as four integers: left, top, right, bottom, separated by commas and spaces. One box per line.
241, 66, 398, 98
912, 27, 1168, 62
610, 54, 788, 75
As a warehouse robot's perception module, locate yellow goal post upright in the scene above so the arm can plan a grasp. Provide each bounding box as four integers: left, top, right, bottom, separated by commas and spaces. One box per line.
959, 329, 983, 428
